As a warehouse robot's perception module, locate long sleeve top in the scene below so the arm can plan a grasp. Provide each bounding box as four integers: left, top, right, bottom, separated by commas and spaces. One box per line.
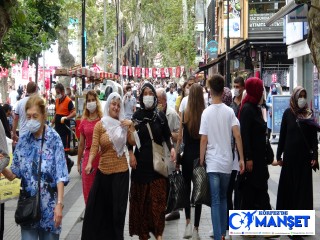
89, 121, 128, 174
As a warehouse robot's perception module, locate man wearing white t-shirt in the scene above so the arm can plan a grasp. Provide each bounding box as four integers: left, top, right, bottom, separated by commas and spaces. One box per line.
199, 74, 244, 240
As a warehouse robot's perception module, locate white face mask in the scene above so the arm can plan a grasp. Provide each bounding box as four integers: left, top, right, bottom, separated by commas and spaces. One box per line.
143, 96, 154, 109
298, 98, 307, 109
185, 89, 190, 96
87, 101, 97, 113
127, 91, 132, 97
234, 89, 240, 97
56, 94, 62, 99
26, 119, 42, 133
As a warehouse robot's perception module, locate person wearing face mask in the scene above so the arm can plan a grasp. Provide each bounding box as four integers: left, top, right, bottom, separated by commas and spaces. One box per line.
128, 82, 176, 240
266, 82, 280, 140
238, 77, 273, 211
77, 90, 103, 204
12, 81, 38, 142
230, 77, 245, 117
276, 86, 319, 213
123, 85, 137, 119
81, 92, 133, 240
1, 95, 69, 240
156, 88, 180, 221
51, 83, 76, 173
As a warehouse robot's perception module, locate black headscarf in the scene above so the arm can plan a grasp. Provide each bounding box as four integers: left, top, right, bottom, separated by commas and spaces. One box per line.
134, 82, 161, 124
139, 82, 158, 110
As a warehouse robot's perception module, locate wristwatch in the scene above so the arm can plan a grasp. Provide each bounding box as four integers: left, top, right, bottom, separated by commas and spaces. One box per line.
57, 200, 64, 209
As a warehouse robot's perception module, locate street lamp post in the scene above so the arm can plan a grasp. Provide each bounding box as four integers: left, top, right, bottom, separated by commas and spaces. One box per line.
81, 0, 86, 90
115, 0, 120, 79
225, 0, 231, 88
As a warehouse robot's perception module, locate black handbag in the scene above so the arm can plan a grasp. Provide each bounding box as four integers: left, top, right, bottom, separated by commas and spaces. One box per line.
166, 171, 189, 213
265, 137, 274, 165
15, 127, 45, 225
191, 158, 211, 207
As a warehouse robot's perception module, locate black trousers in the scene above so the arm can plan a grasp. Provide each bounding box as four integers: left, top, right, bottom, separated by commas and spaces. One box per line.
182, 158, 202, 228
81, 169, 129, 240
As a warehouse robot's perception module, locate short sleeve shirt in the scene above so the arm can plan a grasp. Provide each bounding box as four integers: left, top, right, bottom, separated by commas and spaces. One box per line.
15, 96, 30, 136
199, 103, 239, 174
11, 126, 69, 234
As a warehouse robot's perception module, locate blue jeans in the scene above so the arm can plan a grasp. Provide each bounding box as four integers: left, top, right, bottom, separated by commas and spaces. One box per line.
21, 227, 59, 240
208, 172, 231, 240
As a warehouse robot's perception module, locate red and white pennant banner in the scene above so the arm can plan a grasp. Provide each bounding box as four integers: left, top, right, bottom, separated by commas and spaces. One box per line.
121, 66, 185, 78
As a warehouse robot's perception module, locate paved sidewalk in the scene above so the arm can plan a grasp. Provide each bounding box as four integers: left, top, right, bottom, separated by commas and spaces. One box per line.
3, 145, 320, 239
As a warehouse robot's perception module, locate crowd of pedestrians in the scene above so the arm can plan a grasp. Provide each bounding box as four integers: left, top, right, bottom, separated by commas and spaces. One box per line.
0, 74, 319, 240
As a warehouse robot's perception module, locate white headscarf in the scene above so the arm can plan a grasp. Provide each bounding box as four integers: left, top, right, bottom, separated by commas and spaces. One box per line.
101, 92, 127, 157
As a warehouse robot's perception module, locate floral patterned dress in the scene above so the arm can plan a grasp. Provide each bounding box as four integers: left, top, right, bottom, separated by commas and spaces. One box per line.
11, 126, 69, 234
79, 118, 100, 204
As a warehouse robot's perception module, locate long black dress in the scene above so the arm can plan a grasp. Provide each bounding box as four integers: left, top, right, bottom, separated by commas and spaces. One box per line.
276, 108, 318, 210
239, 102, 271, 210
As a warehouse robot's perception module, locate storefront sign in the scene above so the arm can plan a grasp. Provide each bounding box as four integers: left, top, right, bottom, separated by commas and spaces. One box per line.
287, 4, 308, 23
249, 13, 283, 32
224, 0, 241, 38
272, 95, 291, 134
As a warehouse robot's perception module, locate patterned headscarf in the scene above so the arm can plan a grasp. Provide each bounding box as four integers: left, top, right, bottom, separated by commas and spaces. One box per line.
222, 87, 232, 106
290, 86, 312, 120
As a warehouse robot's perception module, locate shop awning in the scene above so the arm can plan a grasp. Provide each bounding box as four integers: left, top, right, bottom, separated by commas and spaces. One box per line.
265, 0, 304, 27
195, 55, 225, 73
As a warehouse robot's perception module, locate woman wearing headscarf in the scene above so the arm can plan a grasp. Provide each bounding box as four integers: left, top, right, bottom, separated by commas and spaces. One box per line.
128, 82, 175, 240
276, 86, 319, 211
238, 77, 272, 210
81, 92, 133, 240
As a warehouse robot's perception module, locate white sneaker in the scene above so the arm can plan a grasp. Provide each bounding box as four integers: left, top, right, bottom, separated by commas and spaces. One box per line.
192, 229, 201, 240
183, 223, 192, 239
209, 229, 214, 238
224, 230, 232, 240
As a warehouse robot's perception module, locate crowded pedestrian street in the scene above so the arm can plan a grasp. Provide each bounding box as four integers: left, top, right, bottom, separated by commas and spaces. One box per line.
3, 146, 320, 240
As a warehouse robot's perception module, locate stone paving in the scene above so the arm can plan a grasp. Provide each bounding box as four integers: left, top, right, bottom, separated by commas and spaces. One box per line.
3, 145, 320, 240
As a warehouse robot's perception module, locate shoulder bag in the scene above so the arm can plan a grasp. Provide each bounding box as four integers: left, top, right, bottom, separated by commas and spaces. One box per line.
176, 111, 185, 165
191, 158, 211, 207
15, 127, 45, 225
146, 123, 168, 177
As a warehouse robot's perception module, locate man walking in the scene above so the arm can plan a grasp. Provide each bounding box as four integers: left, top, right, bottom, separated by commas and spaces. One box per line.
12, 82, 38, 141
156, 88, 180, 221
51, 83, 76, 173
123, 85, 136, 119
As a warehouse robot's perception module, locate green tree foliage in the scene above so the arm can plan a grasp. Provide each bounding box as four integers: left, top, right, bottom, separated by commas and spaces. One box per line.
0, 0, 62, 68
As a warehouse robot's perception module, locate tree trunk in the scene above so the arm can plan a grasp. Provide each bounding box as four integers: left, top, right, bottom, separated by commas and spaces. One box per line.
57, 25, 75, 88
0, 6, 11, 44
0, 77, 8, 104
307, 0, 320, 73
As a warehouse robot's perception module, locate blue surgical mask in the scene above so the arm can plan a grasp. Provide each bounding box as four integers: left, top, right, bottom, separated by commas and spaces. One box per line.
26, 119, 42, 133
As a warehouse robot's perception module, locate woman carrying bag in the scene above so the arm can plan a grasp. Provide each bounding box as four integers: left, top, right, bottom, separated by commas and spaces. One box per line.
176, 84, 205, 239
128, 82, 175, 240
1, 95, 69, 240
